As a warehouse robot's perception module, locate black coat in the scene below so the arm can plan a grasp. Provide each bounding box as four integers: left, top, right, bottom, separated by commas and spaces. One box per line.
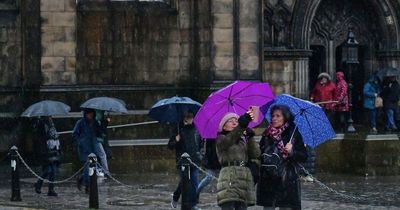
33, 118, 62, 165
201, 139, 221, 170
380, 80, 400, 109
168, 124, 202, 168
256, 124, 308, 209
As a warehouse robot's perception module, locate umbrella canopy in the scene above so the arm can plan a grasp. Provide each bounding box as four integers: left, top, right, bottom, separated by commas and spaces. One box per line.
80, 97, 128, 113
148, 96, 202, 123
376, 67, 400, 80
194, 80, 274, 139
21, 100, 70, 117
266, 94, 336, 148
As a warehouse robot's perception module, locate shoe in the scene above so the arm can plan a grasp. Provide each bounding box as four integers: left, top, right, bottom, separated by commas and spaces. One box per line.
34, 183, 41, 194
191, 206, 202, 210
47, 190, 58, 196
370, 127, 378, 134
85, 186, 90, 194
304, 175, 314, 182
97, 171, 104, 177
170, 200, 178, 208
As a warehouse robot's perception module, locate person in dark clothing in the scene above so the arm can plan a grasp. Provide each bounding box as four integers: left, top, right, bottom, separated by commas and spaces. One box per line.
33, 116, 62, 196
257, 105, 308, 210
197, 139, 221, 199
380, 76, 400, 132
168, 112, 202, 210
72, 108, 97, 193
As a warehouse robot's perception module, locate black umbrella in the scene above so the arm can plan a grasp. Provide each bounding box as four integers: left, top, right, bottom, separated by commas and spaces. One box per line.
376, 67, 400, 80
80, 97, 128, 113
21, 100, 70, 117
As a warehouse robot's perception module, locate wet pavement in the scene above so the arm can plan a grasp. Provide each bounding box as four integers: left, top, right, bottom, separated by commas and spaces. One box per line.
0, 165, 399, 210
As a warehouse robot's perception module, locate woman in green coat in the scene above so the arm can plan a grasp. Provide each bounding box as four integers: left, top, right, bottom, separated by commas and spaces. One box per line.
216, 110, 261, 210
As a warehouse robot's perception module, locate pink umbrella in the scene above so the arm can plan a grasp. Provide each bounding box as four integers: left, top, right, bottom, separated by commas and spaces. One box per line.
194, 80, 274, 138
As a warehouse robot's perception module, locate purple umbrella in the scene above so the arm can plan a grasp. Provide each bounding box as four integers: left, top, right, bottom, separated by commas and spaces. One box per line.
194, 80, 274, 139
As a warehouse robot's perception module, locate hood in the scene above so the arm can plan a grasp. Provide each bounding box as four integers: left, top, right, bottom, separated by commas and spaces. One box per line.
336, 71, 345, 80
317, 72, 331, 81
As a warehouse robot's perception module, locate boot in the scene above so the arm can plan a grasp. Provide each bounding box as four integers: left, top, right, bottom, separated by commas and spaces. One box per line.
47, 190, 58, 196
34, 182, 41, 194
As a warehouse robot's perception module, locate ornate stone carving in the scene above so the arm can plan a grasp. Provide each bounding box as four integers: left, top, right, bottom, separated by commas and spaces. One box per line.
264, 0, 292, 47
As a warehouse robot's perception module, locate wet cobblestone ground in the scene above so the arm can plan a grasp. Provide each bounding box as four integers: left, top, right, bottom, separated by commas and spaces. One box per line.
0, 168, 399, 210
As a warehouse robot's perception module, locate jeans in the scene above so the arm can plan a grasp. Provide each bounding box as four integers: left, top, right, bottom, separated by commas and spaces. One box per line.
94, 142, 109, 175
197, 169, 217, 194
172, 166, 199, 208
385, 108, 398, 130
221, 201, 247, 210
36, 163, 58, 191
368, 109, 377, 128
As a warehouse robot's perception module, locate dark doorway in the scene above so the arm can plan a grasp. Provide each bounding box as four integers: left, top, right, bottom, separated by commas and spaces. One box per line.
309, 45, 326, 92
335, 45, 366, 124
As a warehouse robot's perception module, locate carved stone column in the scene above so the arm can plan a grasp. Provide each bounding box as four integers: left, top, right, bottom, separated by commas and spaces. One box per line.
263, 49, 312, 99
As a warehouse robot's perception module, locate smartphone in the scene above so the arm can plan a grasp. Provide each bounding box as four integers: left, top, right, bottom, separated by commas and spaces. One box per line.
249, 106, 260, 122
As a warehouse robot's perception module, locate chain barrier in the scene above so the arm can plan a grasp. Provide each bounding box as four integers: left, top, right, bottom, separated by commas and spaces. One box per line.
95, 163, 141, 189
298, 164, 367, 202
187, 157, 218, 180
16, 150, 88, 184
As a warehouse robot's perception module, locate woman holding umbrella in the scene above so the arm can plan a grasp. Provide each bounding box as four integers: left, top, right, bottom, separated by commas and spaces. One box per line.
257, 105, 308, 210
216, 108, 260, 210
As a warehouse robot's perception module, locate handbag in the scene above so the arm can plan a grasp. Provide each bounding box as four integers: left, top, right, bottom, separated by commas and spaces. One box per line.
261, 142, 285, 178
375, 96, 383, 108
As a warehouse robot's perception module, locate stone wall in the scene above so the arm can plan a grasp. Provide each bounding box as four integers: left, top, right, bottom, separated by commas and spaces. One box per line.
40, 0, 77, 85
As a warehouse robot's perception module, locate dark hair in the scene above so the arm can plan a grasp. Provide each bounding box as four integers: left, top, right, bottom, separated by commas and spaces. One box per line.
270, 105, 294, 124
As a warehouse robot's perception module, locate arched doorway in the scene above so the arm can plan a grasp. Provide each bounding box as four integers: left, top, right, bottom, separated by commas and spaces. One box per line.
301, 0, 399, 128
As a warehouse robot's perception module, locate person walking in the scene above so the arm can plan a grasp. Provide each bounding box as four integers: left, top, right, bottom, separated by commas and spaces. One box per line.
72, 108, 97, 193
197, 139, 221, 201
94, 110, 111, 177
257, 105, 308, 210
33, 116, 62, 196
334, 71, 349, 132
168, 112, 202, 210
363, 75, 381, 134
310, 72, 336, 121
216, 109, 260, 210
380, 76, 400, 133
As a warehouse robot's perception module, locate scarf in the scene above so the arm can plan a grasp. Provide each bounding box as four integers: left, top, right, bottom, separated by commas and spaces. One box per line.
265, 122, 290, 158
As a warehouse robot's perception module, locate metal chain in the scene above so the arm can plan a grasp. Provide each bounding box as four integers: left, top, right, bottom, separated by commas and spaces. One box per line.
298, 164, 366, 202
95, 163, 139, 189
16, 151, 88, 184
187, 157, 218, 180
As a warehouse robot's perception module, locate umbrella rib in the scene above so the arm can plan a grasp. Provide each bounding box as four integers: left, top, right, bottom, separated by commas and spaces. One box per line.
204, 100, 230, 125
230, 83, 255, 98
233, 94, 274, 101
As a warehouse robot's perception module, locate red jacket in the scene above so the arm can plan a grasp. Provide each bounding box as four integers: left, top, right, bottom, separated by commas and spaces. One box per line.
334, 72, 349, 112
310, 81, 336, 111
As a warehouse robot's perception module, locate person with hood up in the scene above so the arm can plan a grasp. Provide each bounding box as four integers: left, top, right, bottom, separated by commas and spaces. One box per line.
72, 108, 97, 193
257, 105, 308, 210
168, 112, 202, 210
216, 108, 260, 210
334, 71, 349, 132
310, 72, 336, 121
380, 76, 400, 132
33, 116, 62, 196
363, 74, 381, 134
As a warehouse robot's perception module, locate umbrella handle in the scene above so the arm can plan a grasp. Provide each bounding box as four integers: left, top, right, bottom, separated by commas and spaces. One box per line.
289, 125, 298, 145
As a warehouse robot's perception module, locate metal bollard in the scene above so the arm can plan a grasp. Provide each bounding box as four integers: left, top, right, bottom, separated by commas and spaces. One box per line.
181, 152, 191, 210
10, 146, 21, 201
88, 153, 99, 209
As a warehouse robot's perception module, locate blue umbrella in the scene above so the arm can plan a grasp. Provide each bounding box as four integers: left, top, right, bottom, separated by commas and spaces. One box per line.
266, 94, 336, 148
149, 96, 202, 123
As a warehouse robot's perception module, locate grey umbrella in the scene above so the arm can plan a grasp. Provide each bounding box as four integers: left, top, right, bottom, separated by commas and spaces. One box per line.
376, 67, 400, 80
80, 97, 128, 113
21, 100, 71, 117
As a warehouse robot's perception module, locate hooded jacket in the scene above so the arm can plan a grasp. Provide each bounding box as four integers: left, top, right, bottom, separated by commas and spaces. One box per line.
334, 71, 349, 112
363, 75, 381, 109
310, 73, 336, 110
